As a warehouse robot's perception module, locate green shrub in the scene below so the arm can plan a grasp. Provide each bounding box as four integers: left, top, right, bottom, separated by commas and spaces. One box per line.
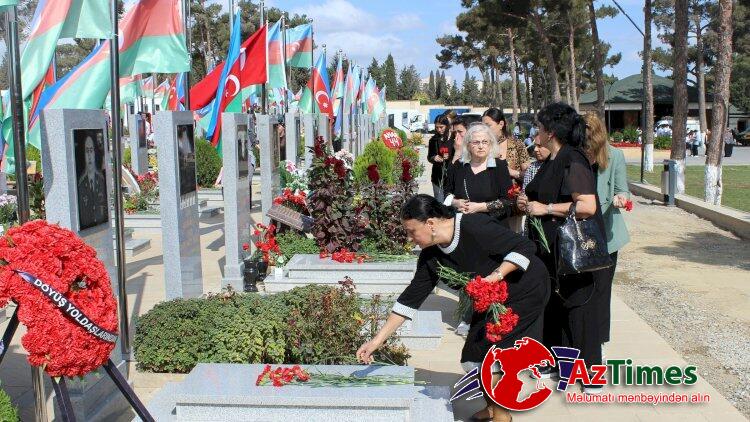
276, 231, 319, 261
26, 145, 42, 173
123, 147, 132, 167
133, 285, 409, 373
612, 131, 624, 142
195, 137, 222, 187
353, 140, 397, 185
0, 388, 18, 422
622, 126, 639, 142
654, 135, 672, 150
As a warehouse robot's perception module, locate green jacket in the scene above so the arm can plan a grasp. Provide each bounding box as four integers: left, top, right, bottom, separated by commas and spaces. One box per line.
597, 145, 631, 253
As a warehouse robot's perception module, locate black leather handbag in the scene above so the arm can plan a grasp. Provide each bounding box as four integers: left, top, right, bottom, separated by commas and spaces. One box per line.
556, 203, 613, 275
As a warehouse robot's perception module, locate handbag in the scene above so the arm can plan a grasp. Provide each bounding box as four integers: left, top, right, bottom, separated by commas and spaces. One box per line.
556, 203, 613, 275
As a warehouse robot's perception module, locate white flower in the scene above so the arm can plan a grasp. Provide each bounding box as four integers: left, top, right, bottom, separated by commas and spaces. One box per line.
285, 160, 297, 173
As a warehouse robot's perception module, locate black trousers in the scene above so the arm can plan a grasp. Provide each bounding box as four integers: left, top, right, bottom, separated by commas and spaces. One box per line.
725, 144, 734, 157
596, 252, 618, 343
542, 270, 604, 367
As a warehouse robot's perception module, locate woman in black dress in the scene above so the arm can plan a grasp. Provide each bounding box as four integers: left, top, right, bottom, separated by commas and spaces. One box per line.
357, 194, 549, 422
427, 114, 454, 202
517, 102, 607, 393
443, 123, 514, 222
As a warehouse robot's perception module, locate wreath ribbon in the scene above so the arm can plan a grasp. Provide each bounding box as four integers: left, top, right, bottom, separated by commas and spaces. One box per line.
15, 270, 118, 344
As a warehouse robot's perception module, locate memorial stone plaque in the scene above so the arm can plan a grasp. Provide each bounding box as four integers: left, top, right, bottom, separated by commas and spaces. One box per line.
128, 113, 148, 174
155, 111, 203, 299
302, 113, 317, 168
40, 108, 129, 419
284, 111, 301, 165
258, 114, 282, 224
221, 113, 252, 290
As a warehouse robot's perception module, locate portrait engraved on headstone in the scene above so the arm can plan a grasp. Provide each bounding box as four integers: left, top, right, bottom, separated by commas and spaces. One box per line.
74, 129, 108, 231
136, 114, 147, 148
237, 124, 249, 178
177, 124, 197, 197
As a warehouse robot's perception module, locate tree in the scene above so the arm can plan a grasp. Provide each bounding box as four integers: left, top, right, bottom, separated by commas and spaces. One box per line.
507, 27, 520, 123
437, 71, 449, 103
368, 58, 382, 85
588, 0, 606, 117
397, 65, 421, 100
449, 81, 462, 105
705, 0, 733, 204
671, 0, 689, 194
382, 54, 398, 101
462, 71, 480, 105
729, 0, 750, 113
428, 71, 436, 100
644, 0, 656, 172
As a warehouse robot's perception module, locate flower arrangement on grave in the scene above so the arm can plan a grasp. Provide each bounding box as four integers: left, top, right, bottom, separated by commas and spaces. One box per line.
272, 188, 309, 214
0, 194, 18, 234
255, 364, 416, 387
124, 170, 159, 214
438, 264, 519, 343
251, 223, 282, 265
308, 136, 366, 253
0, 220, 119, 377
278, 160, 308, 193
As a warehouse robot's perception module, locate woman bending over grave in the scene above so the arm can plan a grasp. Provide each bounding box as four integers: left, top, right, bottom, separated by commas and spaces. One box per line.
357, 194, 550, 422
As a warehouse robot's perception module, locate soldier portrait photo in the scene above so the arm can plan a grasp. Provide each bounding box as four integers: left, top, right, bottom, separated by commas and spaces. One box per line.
237, 124, 249, 178
74, 129, 108, 231
177, 124, 197, 196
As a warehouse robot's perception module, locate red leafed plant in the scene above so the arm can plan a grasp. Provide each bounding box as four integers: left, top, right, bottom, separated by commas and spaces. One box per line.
0, 220, 118, 377
308, 136, 366, 253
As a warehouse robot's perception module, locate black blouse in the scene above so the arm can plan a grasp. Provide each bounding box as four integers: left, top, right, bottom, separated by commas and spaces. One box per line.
427, 133, 454, 186
524, 144, 605, 247
443, 158, 513, 220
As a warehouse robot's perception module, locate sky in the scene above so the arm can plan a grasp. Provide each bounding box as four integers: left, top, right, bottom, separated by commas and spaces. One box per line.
264, 0, 669, 84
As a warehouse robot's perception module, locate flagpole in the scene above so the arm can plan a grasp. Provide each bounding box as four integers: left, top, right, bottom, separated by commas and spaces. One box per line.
182, 0, 191, 109
109, 0, 131, 362
3, 5, 46, 421
151, 73, 156, 113
284, 13, 292, 111
310, 19, 315, 115
260, 1, 267, 114
281, 14, 288, 113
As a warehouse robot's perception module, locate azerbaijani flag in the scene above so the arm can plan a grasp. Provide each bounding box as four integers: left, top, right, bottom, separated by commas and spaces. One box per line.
285, 24, 312, 68
205, 9, 242, 147
267, 20, 286, 90
299, 52, 332, 118
331, 55, 344, 116
365, 77, 384, 121
118, 0, 190, 77
141, 75, 155, 98
21, 0, 110, 100
120, 75, 143, 104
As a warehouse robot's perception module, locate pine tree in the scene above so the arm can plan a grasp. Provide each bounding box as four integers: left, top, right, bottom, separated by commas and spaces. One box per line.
398, 65, 421, 100
449, 81, 462, 105
462, 70, 480, 106
368, 58, 382, 85
428, 71, 436, 100
383, 54, 398, 101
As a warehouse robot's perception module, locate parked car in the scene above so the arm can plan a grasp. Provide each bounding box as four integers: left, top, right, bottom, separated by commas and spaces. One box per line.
736, 128, 750, 146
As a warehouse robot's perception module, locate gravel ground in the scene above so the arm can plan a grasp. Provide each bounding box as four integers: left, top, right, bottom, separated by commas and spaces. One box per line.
614, 196, 750, 418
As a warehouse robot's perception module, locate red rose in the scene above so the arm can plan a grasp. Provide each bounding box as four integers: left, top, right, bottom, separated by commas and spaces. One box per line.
367, 164, 380, 183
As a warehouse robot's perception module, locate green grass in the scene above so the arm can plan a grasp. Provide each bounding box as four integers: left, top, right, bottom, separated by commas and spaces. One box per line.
627, 165, 750, 212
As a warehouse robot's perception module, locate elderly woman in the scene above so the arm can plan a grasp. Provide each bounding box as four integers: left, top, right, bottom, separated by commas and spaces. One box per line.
358, 194, 549, 422
443, 123, 514, 220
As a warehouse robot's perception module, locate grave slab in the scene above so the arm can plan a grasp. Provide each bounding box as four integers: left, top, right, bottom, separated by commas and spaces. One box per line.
138, 364, 453, 422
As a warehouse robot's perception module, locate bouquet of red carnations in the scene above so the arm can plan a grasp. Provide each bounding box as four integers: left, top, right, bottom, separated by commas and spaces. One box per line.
438, 264, 519, 342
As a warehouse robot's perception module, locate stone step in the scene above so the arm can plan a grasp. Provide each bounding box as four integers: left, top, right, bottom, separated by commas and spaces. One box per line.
136, 364, 453, 422
396, 310, 443, 351
198, 189, 224, 208
124, 214, 162, 235
198, 206, 221, 218
125, 237, 151, 257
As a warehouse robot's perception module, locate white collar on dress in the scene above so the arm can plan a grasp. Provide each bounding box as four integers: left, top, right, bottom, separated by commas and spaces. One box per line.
438, 213, 463, 254
459, 157, 497, 168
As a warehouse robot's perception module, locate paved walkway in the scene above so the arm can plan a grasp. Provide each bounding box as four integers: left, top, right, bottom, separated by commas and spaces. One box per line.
1, 149, 747, 421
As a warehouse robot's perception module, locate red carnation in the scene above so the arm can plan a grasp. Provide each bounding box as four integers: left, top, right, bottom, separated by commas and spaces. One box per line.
624, 200, 633, 212
367, 164, 380, 183
465, 276, 509, 313
439, 146, 449, 156
485, 308, 519, 343
507, 184, 522, 201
